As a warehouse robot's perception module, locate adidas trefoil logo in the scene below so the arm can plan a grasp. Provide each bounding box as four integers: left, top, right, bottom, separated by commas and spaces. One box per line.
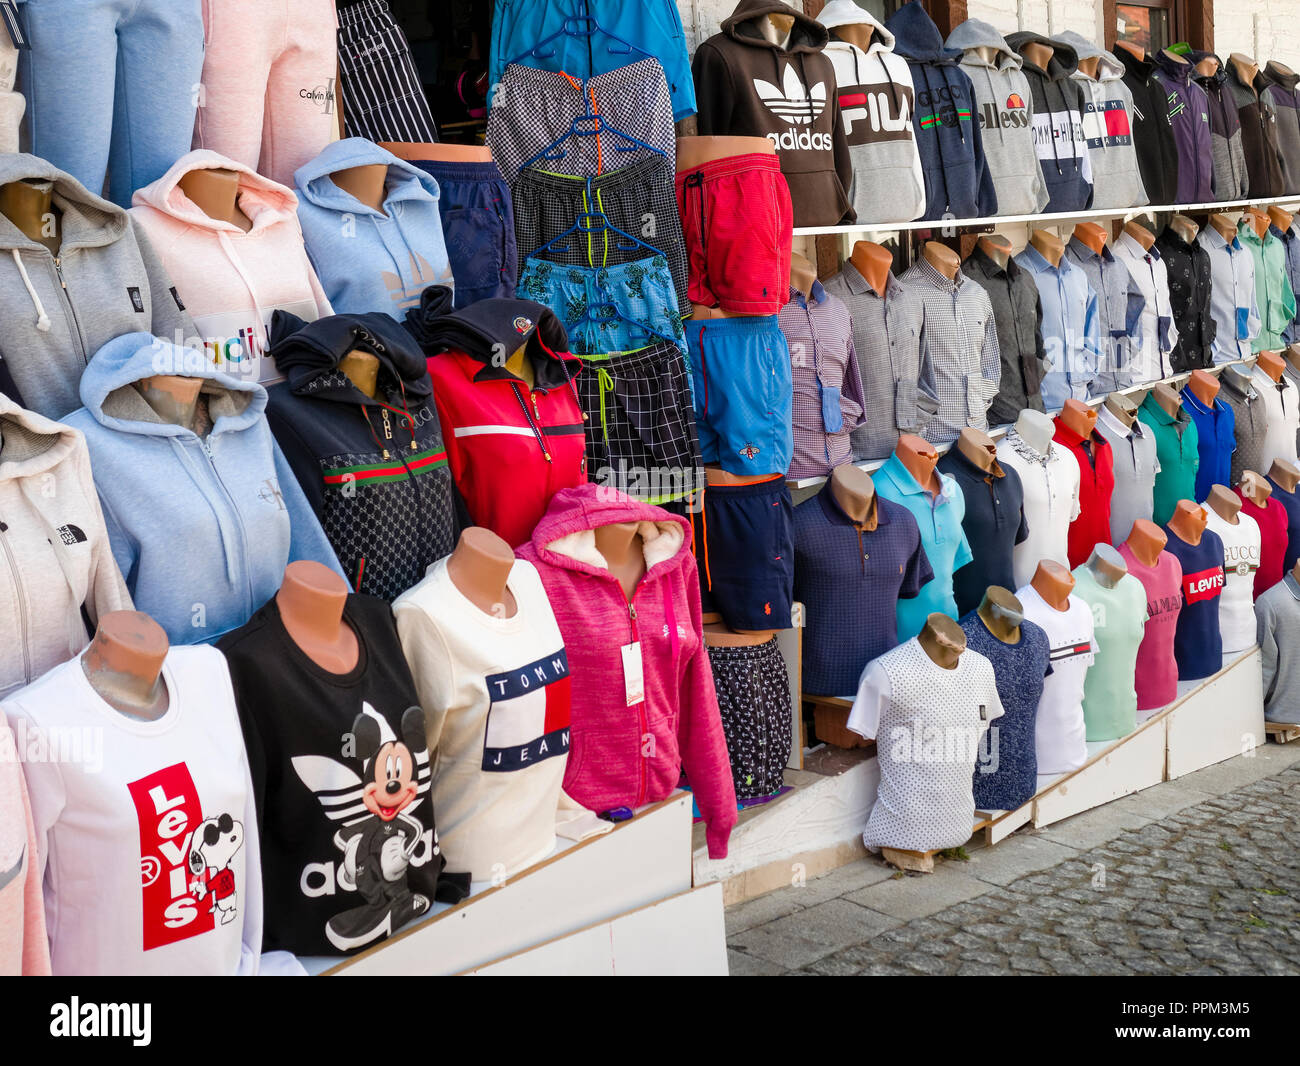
754, 65, 833, 151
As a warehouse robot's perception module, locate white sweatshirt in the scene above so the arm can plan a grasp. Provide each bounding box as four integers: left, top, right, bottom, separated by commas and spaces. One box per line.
395, 558, 607, 882
2, 646, 262, 976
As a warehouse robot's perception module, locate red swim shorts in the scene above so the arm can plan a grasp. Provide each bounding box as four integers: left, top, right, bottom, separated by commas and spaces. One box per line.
675, 153, 793, 316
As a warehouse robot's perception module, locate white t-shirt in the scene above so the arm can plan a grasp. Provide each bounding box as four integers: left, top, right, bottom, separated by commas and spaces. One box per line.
849, 638, 1003, 853
394, 557, 608, 883
2, 647, 261, 976
998, 431, 1082, 589
1206, 507, 1262, 654
1017, 584, 1097, 775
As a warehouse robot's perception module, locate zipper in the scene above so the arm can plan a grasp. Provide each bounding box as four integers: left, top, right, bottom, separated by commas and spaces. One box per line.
50, 254, 89, 366
0, 517, 31, 685
198, 436, 255, 615
510, 381, 553, 463
624, 586, 648, 807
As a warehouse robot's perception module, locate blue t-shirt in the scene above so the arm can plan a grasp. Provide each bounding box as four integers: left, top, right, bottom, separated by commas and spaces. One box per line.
1163, 525, 1226, 680
960, 611, 1052, 812
1182, 389, 1236, 502
793, 483, 933, 697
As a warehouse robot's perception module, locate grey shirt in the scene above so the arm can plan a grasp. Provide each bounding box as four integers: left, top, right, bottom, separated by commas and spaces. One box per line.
1197, 226, 1261, 363
1220, 368, 1267, 486
1256, 574, 1300, 722
1095, 405, 1160, 545
823, 262, 938, 461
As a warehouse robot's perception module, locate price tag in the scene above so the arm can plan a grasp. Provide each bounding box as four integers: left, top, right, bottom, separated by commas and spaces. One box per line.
0, 3, 28, 50
621, 642, 644, 707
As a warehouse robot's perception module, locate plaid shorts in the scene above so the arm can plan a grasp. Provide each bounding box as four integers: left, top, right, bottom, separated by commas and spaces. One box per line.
707, 636, 793, 801
577, 342, 703, 504
486, 59, 676, 185
512, 155, 688, 315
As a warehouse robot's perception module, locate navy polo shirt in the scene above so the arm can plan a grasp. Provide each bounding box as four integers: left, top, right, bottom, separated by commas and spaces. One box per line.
937, 447, 1030, 616
793, 481, 934, 697
1163, 524, 1226, 681
1182, 388, 1236, 502
1267, 475, 1300, 574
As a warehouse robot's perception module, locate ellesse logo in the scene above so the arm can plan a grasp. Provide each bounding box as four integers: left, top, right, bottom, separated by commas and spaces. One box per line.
978, 94, 1030, 131
755, 66, 833, 151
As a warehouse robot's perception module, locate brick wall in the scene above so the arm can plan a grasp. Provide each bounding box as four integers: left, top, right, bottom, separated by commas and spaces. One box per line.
1214, 0, 1300, 65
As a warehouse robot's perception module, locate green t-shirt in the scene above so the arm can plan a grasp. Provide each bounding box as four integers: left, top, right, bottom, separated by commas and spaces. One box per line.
1071, 564, 1149, 741
1137, 394, 1200, 526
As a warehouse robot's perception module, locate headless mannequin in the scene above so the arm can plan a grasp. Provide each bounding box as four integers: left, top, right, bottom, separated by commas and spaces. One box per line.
1058, 397, 1098, 441
1168, 214, 1199, 245
789, 251, 817, 300
831, 23, 873, 53
850, 240, 893, 296
1195, 54, 1220, 79
0, 179, 60, 254
1151, 381, 1183, 419
973, 46, 1000, 66
1031, 560, 1075, 612
1230, 54, 1260, 88
377, 142, 492, 164
978, 586, 1024, 644
1186, 368, 1220, 408
830, 461, 876, 527
1084, 543, 1129, 589
917, 612, 966, 669
1208, 212, 1237, 242
277, 560, 359, 673
1073, 222, 1109, 256
977, 234, 1012, 271
339, 350, 380, 398
1029, 229, 1066, 268
1243, 206, 1271, 240
1123, 220, 1157, 251
895, 433, 941, 494
1207, 484, 1242, 524
1013, 408, 1056, 456
922, 240, 960, 280
1268, 205, 1295, 235
178, 168, 252, 232
1284, 344, 1300, 377
331, 163, 389, 215
445, 527, 518, 619
1257, 350, 1286, 383
81, 611, 170, 721
1240, 470, 1273, 508
1125, 518, 1168, 568
1115, 40, 1145, 62
1224, 363, 1255, 394
956, 427, 999, 473
593, 522, 646, 602
1077, 54, 1101, 80
1168, 500, 1209, 546
136, 375, 204, 434
759, 13, 795, 49
1268, 458, 1300, 492
1019, 41, 1054, 74
1105, 391, 1140, 428
1161, 49, 1189, 69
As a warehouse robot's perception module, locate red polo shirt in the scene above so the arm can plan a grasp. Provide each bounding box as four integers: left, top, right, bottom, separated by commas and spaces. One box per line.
1235, 488, 1289, 598
1054, 417, 1116, 568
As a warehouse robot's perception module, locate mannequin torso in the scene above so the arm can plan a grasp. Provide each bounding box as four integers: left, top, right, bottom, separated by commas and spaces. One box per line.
81, 611, 170, 720
1207, 484, 1243, 523
1115, 41, 1145, 62
178, 168, 251, 232
789, 252, 817, 299
1244, 207, 1271, 240
445, 527, 518, 619
276, 560, 359, 673
593, 521, 647, 602
339, 351, 380, 398
832, 24, 873, 53
1169, 214, 1199, 245
1269, 205, 1295, 234
978, 586, 1024, 643
1168, 500, 1209, 546
830, 463, 877, 527
675, 135, 776, 174
1230, 54, 1260, 87
1126, 518, 1168, 567
1031, 560, 1075, 612
1020, 41, 1054, 73
330, 163, 389, 215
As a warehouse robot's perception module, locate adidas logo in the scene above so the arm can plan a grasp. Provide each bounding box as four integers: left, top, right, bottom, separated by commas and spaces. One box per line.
383, 252, 450, 313
754, 66, 833, 150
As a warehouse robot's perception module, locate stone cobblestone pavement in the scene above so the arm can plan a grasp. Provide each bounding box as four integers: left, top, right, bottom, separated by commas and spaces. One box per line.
726, 750, 1300, 976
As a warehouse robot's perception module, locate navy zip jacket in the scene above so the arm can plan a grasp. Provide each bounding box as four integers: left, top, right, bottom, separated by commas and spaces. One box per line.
886, 0, 997, 220
1153, 49, 1215, 204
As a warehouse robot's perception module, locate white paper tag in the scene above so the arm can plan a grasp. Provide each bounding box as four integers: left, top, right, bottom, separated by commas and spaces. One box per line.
621, 642, 645, 707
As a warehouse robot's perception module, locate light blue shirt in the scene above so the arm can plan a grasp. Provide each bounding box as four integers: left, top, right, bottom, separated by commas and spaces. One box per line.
1015, 244, 1102, 410
876, 453, 973, 642
1197, 225, 1261, 363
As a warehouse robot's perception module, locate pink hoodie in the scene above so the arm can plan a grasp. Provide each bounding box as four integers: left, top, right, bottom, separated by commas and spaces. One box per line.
0, 726, 50, 975
130, 150, 332, 386
517, 486, 737, 859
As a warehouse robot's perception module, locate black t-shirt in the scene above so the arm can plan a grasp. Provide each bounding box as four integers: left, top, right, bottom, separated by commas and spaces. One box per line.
217, 593, 465, 956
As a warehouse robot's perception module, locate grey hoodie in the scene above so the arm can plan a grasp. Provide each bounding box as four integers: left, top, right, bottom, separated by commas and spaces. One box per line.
945, 20, 1049, 215
1054, 32, 1149, 210
0, 155, 194, 422
0, 394, 131, 698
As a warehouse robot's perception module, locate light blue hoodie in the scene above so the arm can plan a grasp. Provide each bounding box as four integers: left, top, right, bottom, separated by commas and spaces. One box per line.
62, 333, 345, 646
295, 138, 455, 318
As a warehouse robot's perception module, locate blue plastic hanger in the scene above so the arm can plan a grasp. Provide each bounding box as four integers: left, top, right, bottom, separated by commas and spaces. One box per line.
504, 8, 654, 71
532, 209, 666, 262
520, 111, 666, 173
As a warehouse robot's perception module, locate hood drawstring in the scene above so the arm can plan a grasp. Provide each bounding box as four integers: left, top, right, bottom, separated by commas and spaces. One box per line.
169, 436, 240, 587
12, 250, 51, 332
985, 66, 1003, 144
851, 44, 901, 116
216, 231, 268, 358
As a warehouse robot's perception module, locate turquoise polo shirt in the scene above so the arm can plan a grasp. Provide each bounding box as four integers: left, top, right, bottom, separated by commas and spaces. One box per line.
876, 453, 974, 641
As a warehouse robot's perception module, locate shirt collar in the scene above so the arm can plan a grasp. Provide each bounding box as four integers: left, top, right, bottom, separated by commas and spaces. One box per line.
1053, 415, 1106, 451
789, 280, 828, 307
1065, 236, 1114, 264
1116, 231, 1161, 260
838, 260, 900, 300
912, 255, 966, 293
1098, 404, 1142, 440
880, 453, 954, 502
1286, 573, 1300, 600
1140, 392, 1188, 426
1181, 387, 1220, 417
1017, 243, 1068, 276
968, 245, 1019, 280
1198, 225, 1239, 253
817, 479, 890, 529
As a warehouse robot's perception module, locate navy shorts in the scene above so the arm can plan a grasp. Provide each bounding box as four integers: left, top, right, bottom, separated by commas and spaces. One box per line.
690, 476, 794, 631
411, 159, 518, 309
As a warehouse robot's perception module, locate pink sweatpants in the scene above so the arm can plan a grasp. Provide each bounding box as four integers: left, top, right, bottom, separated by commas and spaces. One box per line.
193, 0, 338, 187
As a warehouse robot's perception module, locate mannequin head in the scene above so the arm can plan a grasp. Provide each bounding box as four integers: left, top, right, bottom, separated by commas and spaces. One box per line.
1168, 214, 1199, 244
789, 251, 817, 299
1151, 381, 1183, 418
978, 586, 1024, 643
894, 434, 940, 492
178, 167, 251, 232
81, 611, 170, 720
1125, 518, 1168, 568
1029, 228, 1066, 267
1257, 350, 1286, 383
135, 374, 204, 433
1268, 458, 1300, 493
1207, 484, 1242, 523
849, 240, 893, 296
339, 350, 380, 398
1195, 54, 1220, 78
1073, 222, 1109, 256
759, 12, 796, 48
831, 23, 874, 53
1058, 397, 1097, 439
977, 234, 1013, 271
830, 464, 876, 526
922, 241, 960, 280
1123, 220, 1157, 251
917, 612, 966, 669
1186, 368, 1220, 407
1014, 409, 1056, 455
1240, 469, 1273, 507
1243, 206, 1271, 240
1168, 500, 1209, 546
276, 561, 358, 674
1019, 40, 1054, 73
1208, 212, 1237, 241
0, 179, 60, 253
956, 427, 998, 472
446, 527, 518, 618
1030, 560, 1075, 611
1269, 205, 1294, 233
1085, 543, 1129, 589
1105, 391, 1139, 428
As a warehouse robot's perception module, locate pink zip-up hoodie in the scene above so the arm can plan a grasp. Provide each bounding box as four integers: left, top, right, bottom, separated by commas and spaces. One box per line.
517, 485, 737, 859
0, 725, 50, 974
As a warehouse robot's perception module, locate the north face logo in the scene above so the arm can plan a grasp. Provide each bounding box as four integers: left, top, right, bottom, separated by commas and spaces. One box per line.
55, 524, 86, 546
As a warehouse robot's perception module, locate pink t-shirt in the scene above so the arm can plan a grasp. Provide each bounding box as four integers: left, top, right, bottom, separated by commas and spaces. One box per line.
1119, 544, 1184, 710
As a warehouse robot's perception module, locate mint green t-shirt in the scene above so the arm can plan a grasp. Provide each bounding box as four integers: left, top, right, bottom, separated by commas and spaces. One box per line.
1071, 565, 1148, 741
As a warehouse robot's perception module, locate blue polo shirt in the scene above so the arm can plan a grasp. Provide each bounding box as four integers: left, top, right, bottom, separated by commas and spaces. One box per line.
876, 453, 973, 641
1182, 388, 1237, 502
793, 481, 933, 697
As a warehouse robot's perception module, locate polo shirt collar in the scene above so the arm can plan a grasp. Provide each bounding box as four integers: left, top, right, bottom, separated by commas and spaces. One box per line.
1098, 404, 1143, 440
1140, 392, 1189, 427
817, 479, 890, 529
944, 443, 1005, 480
880, 453, 955, 502
1286, 574, 1300, 600
839, 260, 901, 301
1181, 387, 1221, 418
1053, 415, 1107, 452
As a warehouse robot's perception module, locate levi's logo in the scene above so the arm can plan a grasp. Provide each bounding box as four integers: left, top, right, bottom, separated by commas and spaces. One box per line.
127, 286, 144, 313
55, 523, 86, 545
1183, 566, 1225, 604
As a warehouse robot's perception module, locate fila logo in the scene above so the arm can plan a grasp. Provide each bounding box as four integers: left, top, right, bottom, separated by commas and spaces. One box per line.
839, 86, 914, 143
55, 523, 87, 546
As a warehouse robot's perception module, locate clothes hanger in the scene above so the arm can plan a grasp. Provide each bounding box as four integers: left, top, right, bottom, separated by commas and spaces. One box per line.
505, 9, 655, 71
530, 209, 667, 263
520, 110, 667, 172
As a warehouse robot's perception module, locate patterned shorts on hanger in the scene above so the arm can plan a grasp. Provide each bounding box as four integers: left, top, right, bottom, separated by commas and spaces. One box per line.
486, 59, 676, 185
517, 255, 685, 356
512, 155, 688, 314
576, 342, 703, 505
707, 637, 793, 801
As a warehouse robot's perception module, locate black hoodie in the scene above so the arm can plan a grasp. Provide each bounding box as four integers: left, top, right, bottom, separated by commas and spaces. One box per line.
692, 0, 855, 227
266, 311, 463, 601
1114, 44, 1181, 205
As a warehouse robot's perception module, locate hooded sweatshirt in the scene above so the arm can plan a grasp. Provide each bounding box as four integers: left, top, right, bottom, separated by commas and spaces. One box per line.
1005, 32, 1093, 213
886, 1, 997, 220
817, 0, 925, 223
265, 310, 461, 602
0, 396, 131, 700
1226, 59, 1285, 198
945, 19, 1049, 215
1056, 32, 1150, 209
130, 151, 333, 388
406, 287, 586, 549
515, 485, 737, 859
1153, 50, 1214, 204
295, 138, 456, 318
693, 0, 855, 228
0, 154, 194, 422
61, 333, 344, 645
1114, 44, 1181, 205
1259, 62, 1300, 194
1188, 52, 1250, 201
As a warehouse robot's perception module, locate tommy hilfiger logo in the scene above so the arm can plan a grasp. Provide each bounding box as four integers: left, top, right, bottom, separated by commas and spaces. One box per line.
55, 524, 86, 546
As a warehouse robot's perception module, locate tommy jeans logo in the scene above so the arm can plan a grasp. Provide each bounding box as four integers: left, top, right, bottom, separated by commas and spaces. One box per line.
1081, 99, 1133, 148
55, 523, 87, 545
483, 650, 572, 772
